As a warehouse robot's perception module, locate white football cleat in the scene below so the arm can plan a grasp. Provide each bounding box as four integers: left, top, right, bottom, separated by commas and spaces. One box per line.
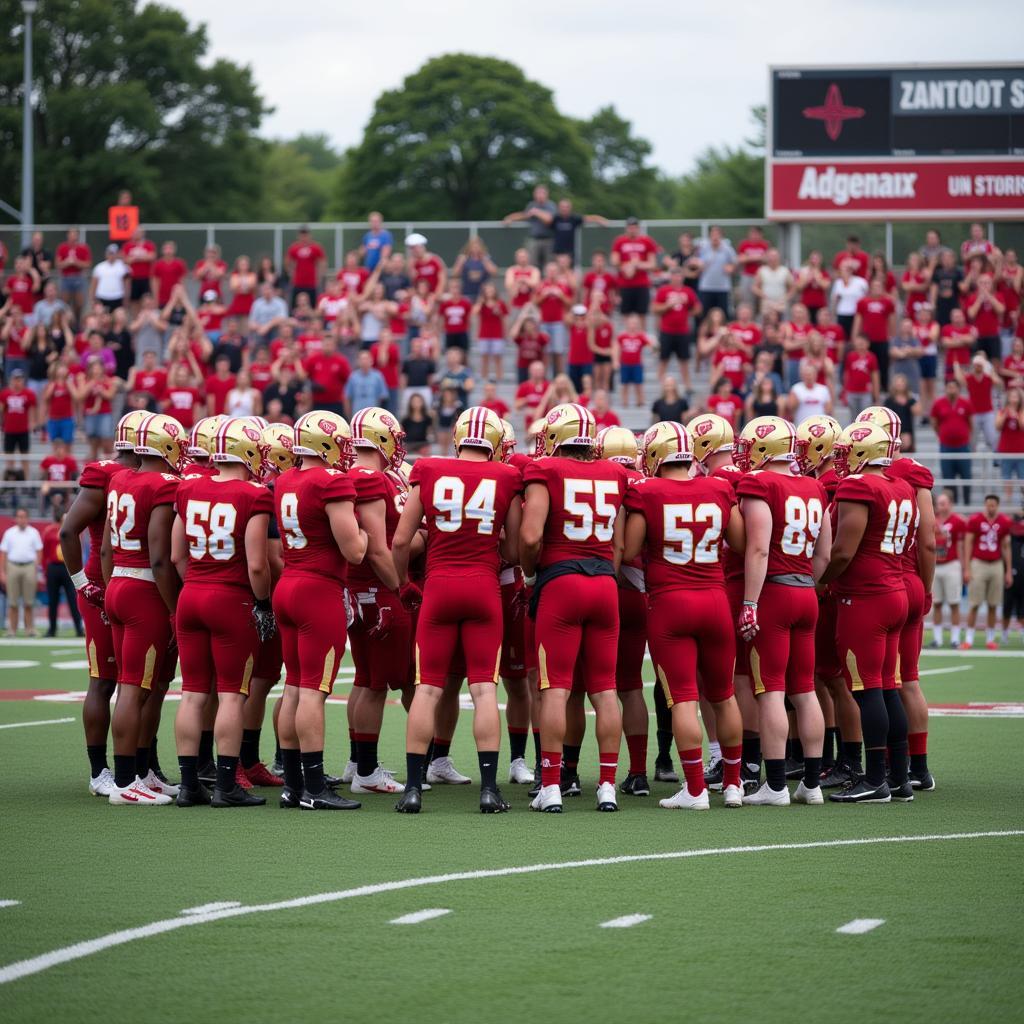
142, 770, 179, 798
350, 766, 405, 794
596, 781, 618, 812
659, 785, 710, 810
426, 756, 472, 785
742, 782, 791, 806
722, 784, 744, 808
508, 757, 535, 785
340, 760, 357, 784
793, 780, 824, 805
530, 783, 563, 813
108, 778, 172, 806
89, 767, 116, 797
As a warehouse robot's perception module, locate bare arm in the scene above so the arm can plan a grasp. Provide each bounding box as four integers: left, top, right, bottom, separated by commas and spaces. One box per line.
725, 504, 745, 555
244, 514, 271, 600
915, 487, 936, 594
391, 487, 424, 585
327, 500, 367, 564
519, 482, 550, 579
59, 485, 106, 577
499, 498, 522, 566
741, 498, 772, 603
812, 510, 833, 582
171, 515, 189, 582
148, 505, 179, 613
623, 511, 647, 564
819, 501, 869, 585
357, 498, 401, 590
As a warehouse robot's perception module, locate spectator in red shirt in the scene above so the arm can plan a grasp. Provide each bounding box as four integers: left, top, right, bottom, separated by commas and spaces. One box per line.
960, 222, 1000, 267
225, 256, 258, 318
336, 250, 371, 298
565, 303, 594, 394
162, 364, 203, 429
613, 312, 654, 408
510, 309, 549, 383
480, 380, 509, 421
1001, 336, 1024, 390
843, 334, 881, 420
405, 233, 447, 299
652, 268, 701, 390
126, 351, 168, 408
901, 251, 932, 324
814, 307, 846, 367
956, 354, 1001, 451
1, 304, 30, 377
193, 244, 228, 297
589, 389, 620, 429
963, 494, 1013, 649
869, 252, 899, 304
245, 345, 275, 394
781, 302, 815, 387
42, 365, 76, 443
996, 386, 1024, 498
369, 328, 401, 412
504, 248, 540, 310
514, 359, 548, 430
853, 277, 897, 388
735, 225, 768, 308
304, 332, 352, 415
122, 227, 156, 307
316, 278, 349, 328
286, 226, 326, 307
728, 302, 763, 351
55, 228, 92, 317
4, 254, 40, 316
0, 370, 37, 475
932, 378, 974, 504
534, 262, 573, 375
965, 273, 1006, 365
151, 241, 187, 307
438, 278, 473, 354
204, 354, 237, 416
704, 376, 742, 428
610, 217, 659, 318
940, 306, 977, 381
582, 250, 617, 313
710, 331, 752, 395
831, 234, 870, 279
473, 282, 508, 383
795, 250, 831, 316
79, 360, 115, 459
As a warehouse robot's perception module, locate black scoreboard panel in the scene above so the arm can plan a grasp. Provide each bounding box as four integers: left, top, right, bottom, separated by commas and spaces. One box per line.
771, 67, 1024, 158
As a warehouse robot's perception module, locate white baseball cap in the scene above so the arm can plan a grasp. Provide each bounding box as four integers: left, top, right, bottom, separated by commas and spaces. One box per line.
404, 233, 427, 247
571, 304, 587, 316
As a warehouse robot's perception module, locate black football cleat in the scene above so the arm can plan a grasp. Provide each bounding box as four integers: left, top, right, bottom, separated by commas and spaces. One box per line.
299, 788, 360, 810
741, 762, 761, 795
527, 779, 542, 799
819, 763, 854, 789
909, 769, 935, 791
620, 773, 651, 796
654, 760, 679, 783
784, 757, 805, 780
828, 778, 891, 804
560, 771, 582, 797
395, 787, 422, 814
212, 784, 267, 808
323, 773, 343, 789
480, 787, 510, 813
197, 759, 216, 786
703, 758, 724, 792
887, 779, 915, 802
279, 788, 302, 809
176, 783, 212, 807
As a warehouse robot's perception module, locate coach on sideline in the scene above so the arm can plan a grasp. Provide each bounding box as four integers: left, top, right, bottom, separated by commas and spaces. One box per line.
0, 508, 43, 637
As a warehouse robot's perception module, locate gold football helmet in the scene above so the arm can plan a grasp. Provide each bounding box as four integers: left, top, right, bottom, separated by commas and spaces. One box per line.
733, 416, 799, 472
211, 417, 264, 476
855, 405, 903, 445
833, 422, 898, 477
687, 413, 735, 466
187, 415, 228, 458
134, 413, 188, 472
499, 419, 517, 462
260, 422, 297, 478
114, 410, 148, 452
453, 406, 504, 457
350, 406, 406, 468
536, 403, 596, 457
796, 414, 843, 474
596, 426, 639, 466
293, 410, 353, 469
641, 420, 693, 477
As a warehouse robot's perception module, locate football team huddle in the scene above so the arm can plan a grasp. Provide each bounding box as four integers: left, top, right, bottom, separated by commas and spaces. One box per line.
60, 395, 936, 814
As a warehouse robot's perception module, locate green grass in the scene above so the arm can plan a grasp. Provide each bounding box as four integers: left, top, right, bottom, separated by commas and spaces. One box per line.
1, 641, 1022, 1023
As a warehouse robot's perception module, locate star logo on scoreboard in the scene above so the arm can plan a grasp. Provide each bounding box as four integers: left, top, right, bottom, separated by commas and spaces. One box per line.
802, 83, 865, 141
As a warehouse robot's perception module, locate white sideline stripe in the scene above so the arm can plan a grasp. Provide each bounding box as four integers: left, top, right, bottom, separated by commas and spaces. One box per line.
0, 901, 20, 909
836, 918, 885, 935
180, 902, 241, 916
389, 908, 451, 925
0, 830, 1020, 986
0, 717, 75, 731
919, 666, 972, 677
599, 914, 651, 929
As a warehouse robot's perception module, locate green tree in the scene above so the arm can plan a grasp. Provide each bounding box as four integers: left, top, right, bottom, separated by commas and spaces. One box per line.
0, 0, 267, 223
261, 138, 340, 222
335, 54, 593, 221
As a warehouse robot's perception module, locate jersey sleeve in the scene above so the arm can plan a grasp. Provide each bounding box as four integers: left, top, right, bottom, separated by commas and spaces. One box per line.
521, 460, 550, 488
408, 460, 427, 490
349, 468, 389, 504
321, 470, 356, 504
966, 513, 982, 537
500, 461, 524, 496
173, 478, 193, 517
79, 460, 114, 490
835, 475, 876, 505
153, 474, 180, 506
623, 479, 647, 515
736, 471, 771, 502
248, 483, 274, 517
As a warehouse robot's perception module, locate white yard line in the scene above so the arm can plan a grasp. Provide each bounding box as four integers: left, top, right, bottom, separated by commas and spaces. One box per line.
389, 908, 451, 925
599, 914, 652, 929
180, 902, 241, 916
0, 830, 1020, 986
919, 666, 972, 677
836, 918, 885, 935
0, 718, 75, 731
0, 901, 21, 909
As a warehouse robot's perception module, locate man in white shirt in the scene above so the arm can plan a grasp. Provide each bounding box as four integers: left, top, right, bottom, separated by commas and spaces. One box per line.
788, 359, 833, 424
830, 264, 869, 340
0, 508, 43, 636
753, 248, 794, 317
89, 245, 130, 311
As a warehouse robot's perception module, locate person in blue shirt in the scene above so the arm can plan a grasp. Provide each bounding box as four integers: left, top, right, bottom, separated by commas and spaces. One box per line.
360, 212, 394, 272
345, 349, 390, 413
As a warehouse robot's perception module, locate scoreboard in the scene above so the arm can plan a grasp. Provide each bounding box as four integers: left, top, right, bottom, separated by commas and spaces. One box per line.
766, 64, 1024, 220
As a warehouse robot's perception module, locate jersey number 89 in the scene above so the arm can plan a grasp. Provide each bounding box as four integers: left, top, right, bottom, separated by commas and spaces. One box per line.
780, 496, 824, 558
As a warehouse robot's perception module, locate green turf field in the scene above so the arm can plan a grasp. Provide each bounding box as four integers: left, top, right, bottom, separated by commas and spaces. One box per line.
1, 638, 1022, 1023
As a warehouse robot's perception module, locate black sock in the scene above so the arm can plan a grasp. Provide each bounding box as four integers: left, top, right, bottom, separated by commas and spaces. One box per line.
509, 729, 527, 762
888, 741, 909, 785
562, 743, 581, 772
135, 746, 150, 779
114, 753, 136, 788
478, 750, 498, 791
803, 756, 822, 788
281, 748, 303, 792
357, 737, 378, 778
216, 754, 238, 792
653, 685, 673, 763
865, 748, 887, 788
87, 744, 107, 777
854, 688, 889, 749
765, 758, 787, 791
406, 752, 425, 792
349, 730, 357, 764
301, 751, 325, 794
785, 738, 792, 760
823, 727, 839, 769
842, 740, 863, 772
424, 739, 435, 765
432, 738, 451, 760
178, 755, 199, 789
149, 736, 161, 774
532, 728, 541, 765
791, 737, 804, 763
275, 738, 282, 764
198, 729, 214, 764
240, 728, 261, 769
910, 751, 928, 774
656, 729, 673, 765
742, 733, 762, 772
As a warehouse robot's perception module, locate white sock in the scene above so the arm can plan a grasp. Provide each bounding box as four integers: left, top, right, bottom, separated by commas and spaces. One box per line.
708, 741, 721, 760
951, 626, 961, 644
932, 625, 943, 645
966, 628, 975, 646
986, 628, 996, 644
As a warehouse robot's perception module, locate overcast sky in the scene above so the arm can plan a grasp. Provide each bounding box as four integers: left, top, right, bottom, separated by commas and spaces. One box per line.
174, 0, 1022, 175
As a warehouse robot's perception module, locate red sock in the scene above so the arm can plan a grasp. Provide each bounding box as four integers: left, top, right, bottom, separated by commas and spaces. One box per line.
722, 744, 742, 789
625, 733, 647, 775
541, 751, 562, 788
598, 751, 618, 786
353, 732, 379, 743
908, 732, 928, 756
679, 747, 705, 796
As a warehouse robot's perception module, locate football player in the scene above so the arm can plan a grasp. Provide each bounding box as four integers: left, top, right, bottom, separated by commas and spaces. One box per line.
521, 403, 629, 813
102, 413, 188, 805
274, 411, 368, 811
392, 407, 523, 814
60, 410, 146, 796
820, 422, 916, 803
856, 406, 937, 790
184, 416, 227, 476
931, 491, 966, 648
345, 407, 414, 795
734, 416, 831, 806
624, 422, 746, 809
171, 418, 274, 807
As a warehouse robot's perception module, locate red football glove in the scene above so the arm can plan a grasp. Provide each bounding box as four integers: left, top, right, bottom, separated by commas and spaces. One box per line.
737, 603, 759, 642
81, 582, 106, 611
400, 582, 422, 614
511, 583, 532, 622
367, 597, 392, 640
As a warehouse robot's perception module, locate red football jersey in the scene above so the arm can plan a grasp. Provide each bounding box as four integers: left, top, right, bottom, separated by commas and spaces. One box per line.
966, 512, 1013, 562
832, 473, 916, 596
522, 457, 628, 568
107, 467, 179, 570
737, 470, 827, 577
347, 466, 403, 590
934, 513, 965, 564
410, 457, 522, 579
275, 465, 357, 582
887, 457, 934, 575
175, 476, 273, 588
710, 464, 745, 580
625, 475, 734, 593
79, 459, 122, 583
817, 467, 840, 506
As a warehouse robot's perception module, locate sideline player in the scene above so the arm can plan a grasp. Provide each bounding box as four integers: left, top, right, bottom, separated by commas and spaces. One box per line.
274, 411, 367, 811
521, 403, 629, 813
392, 407, 523, 814
963, 494, 1013, 650
930, 491, 966, 648
623, 421, 746, 809
734, 416, 830, 806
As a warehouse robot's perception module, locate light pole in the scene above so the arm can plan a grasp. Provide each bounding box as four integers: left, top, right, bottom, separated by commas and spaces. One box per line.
21, 0, 37, 246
